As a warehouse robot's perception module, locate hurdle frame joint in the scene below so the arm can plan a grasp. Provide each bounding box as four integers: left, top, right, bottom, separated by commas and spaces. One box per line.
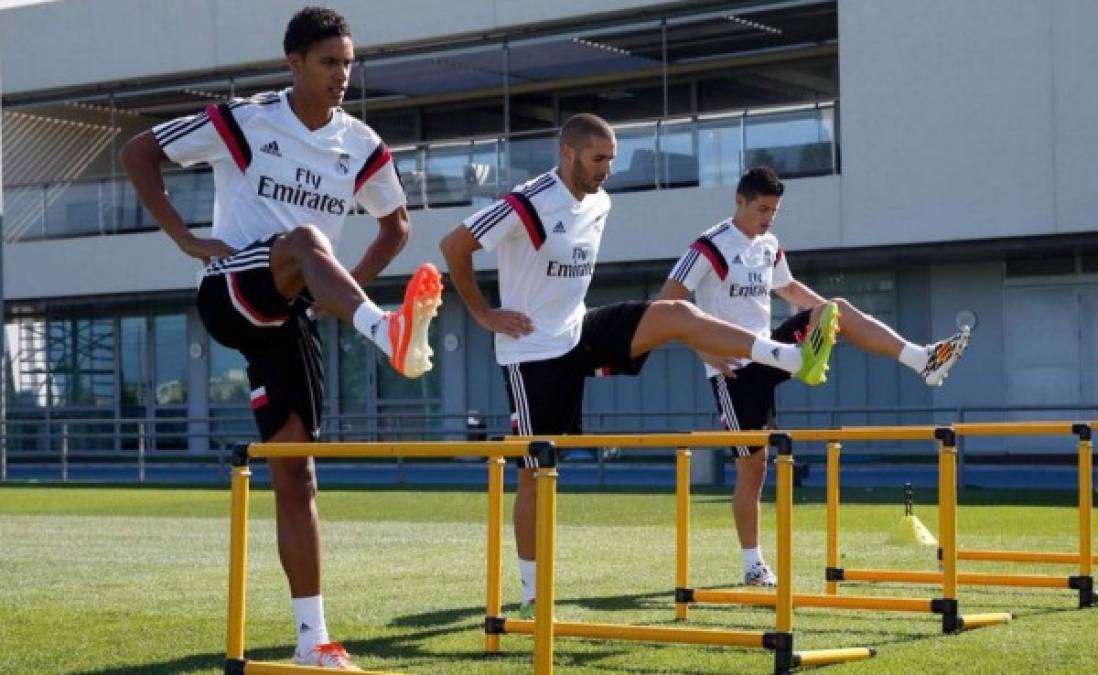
529, 440, 558, 468
930, 597, 957, 615
223, 658, 245, 675
674, 587, 695, 603
230, 443, 250, 467
485, 615, 506, 635
765, 632, 795, 674
825, 566, 845, 582
769, 432, 793, 456
1071, 423, 1092, 441
1068, 575, 1094, 608
934, 426, 956, 447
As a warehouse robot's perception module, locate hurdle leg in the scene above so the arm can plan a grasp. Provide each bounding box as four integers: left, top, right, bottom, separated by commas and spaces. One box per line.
226, 447, 252, 666
675, 447, 691, 621
532, 442, 558, 675
936, 428, 961, 633
825, 442, 841, 595
485, 456, 505, 654
1076, 425, 1094, 608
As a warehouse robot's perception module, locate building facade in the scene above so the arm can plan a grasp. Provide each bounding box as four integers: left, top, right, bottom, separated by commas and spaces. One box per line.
1, 0, 1095, 460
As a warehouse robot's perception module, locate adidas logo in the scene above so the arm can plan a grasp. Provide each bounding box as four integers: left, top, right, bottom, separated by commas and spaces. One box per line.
553, 221, 566, 233
771, 347, 780, 359
299, 622, 311, 633
732, 254, 743, 264
260, 140, 281, 157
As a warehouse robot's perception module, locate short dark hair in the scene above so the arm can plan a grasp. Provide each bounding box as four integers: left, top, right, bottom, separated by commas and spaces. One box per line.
283, 6, 352, 56
560, 113, 615, 150
736, 166, 785, 202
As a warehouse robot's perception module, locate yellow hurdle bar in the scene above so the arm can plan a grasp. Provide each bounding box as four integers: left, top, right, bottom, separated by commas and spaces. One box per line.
485, 457, 505, 655
226, 464, 251, 661
527, 431, 773, 448
795, 648, 877, 667
503, 618, 767, 648
533, 442, 558, 675
675, 448, 691, 622
1079, 433, 1093, 584
841, 568, 1074, 588
825, 442, 841, 596
692, 589, 934, 613
243, 662, 398, 674
958, 549, 1098, 565
952, 421, 1096, 436
250, 440, 532, 459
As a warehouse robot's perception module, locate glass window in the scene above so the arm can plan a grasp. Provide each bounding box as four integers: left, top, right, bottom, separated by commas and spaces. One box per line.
120, 317, 148, 407
697, 114, 743, 187
154, 314, 188, 405
48, 317, 115, 407
209, 340, 249, 405
338, 322, 371, 409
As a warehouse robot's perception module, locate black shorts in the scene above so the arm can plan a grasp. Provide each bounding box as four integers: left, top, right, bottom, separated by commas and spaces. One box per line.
197, 237, 323, 442
503, 301, 651, 468
709, 310, 811, 457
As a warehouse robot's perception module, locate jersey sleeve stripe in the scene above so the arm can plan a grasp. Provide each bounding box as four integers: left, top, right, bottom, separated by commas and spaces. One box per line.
670, 248, 700, 283
774, 247, 784, 267
690, 237, 729, 280
354, 144, 392, 193
468, 201, 513, 239
207, 103, 252, 171
503, 191, 546, 250
155, 112, 211, 148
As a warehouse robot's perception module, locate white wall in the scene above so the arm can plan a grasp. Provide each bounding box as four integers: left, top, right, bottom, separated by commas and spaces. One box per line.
3, 176, 842, 300
0, 0, 669, 95
837, 0, 1098, 247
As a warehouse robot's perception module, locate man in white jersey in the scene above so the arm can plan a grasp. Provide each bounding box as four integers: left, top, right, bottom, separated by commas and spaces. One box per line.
121, 7, 442, 670
659, 166, 971, 587
440, 115, 841, 618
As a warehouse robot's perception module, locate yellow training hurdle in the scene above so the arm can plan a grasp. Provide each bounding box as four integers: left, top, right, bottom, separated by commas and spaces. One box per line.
223, 433, 875, 675
826, 422, 1095, 609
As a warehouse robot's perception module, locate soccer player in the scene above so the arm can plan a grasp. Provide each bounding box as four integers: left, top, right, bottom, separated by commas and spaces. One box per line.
121, 7, 441, 670
440, 114, 840, 618
659, 166, 971, 586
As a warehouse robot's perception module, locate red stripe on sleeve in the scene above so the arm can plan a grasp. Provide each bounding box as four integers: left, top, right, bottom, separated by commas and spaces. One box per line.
503, 193, 545, 249
207, 104, 248, 172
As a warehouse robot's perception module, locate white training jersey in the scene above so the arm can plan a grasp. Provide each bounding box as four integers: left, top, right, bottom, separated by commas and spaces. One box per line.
668, 219, 793, 376
463, 169, 611, 365
153, 88, 405, 251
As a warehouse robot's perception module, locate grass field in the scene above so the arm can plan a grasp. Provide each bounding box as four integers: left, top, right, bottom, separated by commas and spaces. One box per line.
1, 483, 1095, 674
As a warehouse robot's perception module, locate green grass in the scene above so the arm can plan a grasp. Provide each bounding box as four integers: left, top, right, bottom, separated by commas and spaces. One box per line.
1, 484, 1095, 674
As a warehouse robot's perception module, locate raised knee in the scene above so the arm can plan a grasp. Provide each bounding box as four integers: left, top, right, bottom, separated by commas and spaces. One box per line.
285, 224, 332, 253
653, 299, 703, 323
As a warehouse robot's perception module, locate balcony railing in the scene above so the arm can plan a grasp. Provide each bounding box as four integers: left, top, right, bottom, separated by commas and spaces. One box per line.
2, 102, 836, 243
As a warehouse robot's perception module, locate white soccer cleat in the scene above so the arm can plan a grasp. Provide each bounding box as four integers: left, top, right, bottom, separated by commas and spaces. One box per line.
921, 326, 971, 387
388, 263, 443, 379
743, 562, 778, 587
292, 642, 363, 670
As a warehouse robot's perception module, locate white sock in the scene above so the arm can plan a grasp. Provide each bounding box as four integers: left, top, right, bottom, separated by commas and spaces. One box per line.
899, 342, 930, 374
750, 337, 803, 374
519, 558, 537, 603
742, 546, 765, 570
352, 300, 391, 356
292, 594, 330, 653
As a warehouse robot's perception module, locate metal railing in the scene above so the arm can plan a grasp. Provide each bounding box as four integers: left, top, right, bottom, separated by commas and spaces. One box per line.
2, 401, 1093, 484
1, 103, 836, 243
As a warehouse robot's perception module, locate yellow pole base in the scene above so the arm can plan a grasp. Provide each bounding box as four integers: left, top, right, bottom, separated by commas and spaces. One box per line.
960, 613, 1014, 630
795, 647, 876, 667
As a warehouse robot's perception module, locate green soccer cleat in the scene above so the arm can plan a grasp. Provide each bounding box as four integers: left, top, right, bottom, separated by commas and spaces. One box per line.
795, 301, 840, 386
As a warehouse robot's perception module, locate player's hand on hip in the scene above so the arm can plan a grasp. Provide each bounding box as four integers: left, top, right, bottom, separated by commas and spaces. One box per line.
179, 234, 237, 264
479, 309, 533, 338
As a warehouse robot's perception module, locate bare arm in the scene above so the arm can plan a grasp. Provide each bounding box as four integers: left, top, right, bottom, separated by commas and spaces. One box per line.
439, 226, 532, 338
119, 130, 235, 262
774, 279, 827, 311
349, 205, 410, 287
656, 278, 691, 302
